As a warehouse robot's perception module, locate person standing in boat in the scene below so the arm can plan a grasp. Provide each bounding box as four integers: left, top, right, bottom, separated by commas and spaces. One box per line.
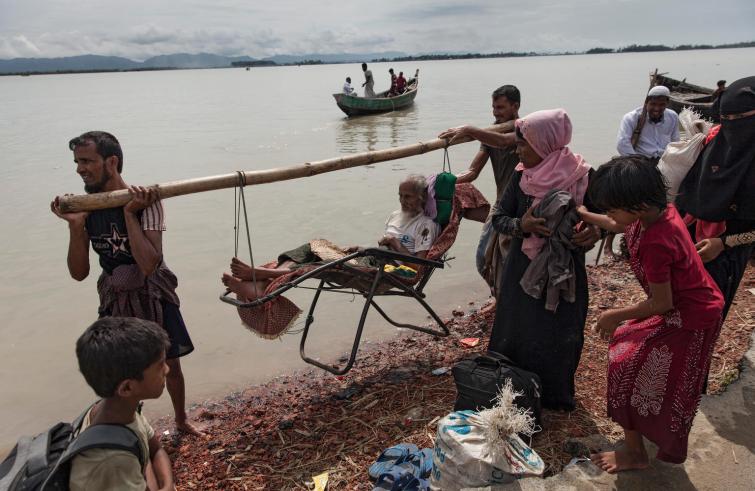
396, 72, 407, 94
50, 131, 203, 437
606, 85, 680, 257
361, 63, 375, 98
712, 80, 726, 99
388, 68, 398, 96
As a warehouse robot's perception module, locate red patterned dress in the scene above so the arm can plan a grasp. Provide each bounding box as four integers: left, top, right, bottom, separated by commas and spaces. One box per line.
607, 205, 724, 463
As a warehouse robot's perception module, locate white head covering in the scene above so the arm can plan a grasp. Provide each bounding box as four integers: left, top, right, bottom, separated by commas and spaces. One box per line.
647, 85, 671, 98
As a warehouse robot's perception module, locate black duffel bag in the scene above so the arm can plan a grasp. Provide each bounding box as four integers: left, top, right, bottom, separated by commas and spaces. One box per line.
452, 351, 542, 426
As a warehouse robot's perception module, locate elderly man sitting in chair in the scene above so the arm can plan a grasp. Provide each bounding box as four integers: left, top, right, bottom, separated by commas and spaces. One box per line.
222, 174, 440, 300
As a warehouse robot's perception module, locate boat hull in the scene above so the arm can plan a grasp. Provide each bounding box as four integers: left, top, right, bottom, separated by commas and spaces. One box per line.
654, 73, 719, 122
333, 78, 418, 117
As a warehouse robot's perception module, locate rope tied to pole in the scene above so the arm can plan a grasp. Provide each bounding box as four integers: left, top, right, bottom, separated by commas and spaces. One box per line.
234, 171, 257, 287
442, 147, 452, 173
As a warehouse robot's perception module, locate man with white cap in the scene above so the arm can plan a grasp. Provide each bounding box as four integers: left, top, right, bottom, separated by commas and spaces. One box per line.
605, 86, 681, 258
616, 85, 679, 159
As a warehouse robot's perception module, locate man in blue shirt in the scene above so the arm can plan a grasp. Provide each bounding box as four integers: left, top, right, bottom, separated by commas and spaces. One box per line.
616, 85, 679, 159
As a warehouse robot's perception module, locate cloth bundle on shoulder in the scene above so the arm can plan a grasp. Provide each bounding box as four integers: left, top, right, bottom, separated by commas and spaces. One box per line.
658, 108, 713, 200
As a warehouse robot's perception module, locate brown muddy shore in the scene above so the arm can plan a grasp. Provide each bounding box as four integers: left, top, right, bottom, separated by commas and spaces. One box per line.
154, 260, 755, 490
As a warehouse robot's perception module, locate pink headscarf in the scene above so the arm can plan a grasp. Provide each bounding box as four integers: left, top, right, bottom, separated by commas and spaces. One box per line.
515, 109, 591, 260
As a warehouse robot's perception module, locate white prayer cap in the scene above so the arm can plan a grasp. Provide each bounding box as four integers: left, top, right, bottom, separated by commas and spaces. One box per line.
647, 85, 671, 98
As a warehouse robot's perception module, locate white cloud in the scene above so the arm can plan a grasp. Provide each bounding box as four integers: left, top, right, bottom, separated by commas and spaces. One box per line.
0, 0, 753, 60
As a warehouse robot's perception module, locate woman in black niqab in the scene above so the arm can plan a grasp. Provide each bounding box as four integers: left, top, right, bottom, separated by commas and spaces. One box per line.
677, 76, 755, 319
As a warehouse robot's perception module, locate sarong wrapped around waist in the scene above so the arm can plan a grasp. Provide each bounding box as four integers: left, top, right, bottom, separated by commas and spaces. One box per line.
97, 263, 181, 328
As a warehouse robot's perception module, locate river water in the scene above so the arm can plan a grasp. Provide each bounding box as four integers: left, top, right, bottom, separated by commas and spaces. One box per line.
0, 48, 751, 448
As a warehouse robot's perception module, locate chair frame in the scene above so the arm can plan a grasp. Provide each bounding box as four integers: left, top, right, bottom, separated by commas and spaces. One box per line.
220, 247, 449, 375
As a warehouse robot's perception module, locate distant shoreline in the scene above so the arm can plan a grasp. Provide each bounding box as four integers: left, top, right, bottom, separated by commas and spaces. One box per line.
2, 41, 753, 77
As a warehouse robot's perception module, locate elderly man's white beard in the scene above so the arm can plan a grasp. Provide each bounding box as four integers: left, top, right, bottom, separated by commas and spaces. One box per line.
395, 209, 421, 226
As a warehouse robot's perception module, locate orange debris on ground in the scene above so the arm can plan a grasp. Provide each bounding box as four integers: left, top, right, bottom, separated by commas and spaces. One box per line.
156, 261, 754, 490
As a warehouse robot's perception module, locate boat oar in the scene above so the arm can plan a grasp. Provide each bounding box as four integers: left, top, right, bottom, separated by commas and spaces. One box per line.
58, 122, 514, 213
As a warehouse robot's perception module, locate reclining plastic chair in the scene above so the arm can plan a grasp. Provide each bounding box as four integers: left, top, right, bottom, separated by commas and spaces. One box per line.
220, 183, 489, 375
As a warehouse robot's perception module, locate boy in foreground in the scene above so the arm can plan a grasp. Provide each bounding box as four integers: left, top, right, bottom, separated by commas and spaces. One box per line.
71, 317, 175, 490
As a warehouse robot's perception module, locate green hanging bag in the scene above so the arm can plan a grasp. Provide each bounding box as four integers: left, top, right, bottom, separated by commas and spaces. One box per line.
434, 149, 457, 227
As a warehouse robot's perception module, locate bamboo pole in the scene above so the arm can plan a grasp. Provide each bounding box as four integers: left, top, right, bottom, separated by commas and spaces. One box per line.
58, 122, 513, 213
630, 68, 658, 149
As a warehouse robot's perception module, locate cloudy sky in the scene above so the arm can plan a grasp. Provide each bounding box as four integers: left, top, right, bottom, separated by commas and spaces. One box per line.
1, 0, 753, 60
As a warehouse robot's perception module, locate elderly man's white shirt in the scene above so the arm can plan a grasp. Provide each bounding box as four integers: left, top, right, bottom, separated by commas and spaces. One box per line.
616, 108, 680, 158
384, 211, 440, 254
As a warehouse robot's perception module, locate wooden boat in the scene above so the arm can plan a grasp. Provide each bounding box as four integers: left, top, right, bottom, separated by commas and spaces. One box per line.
653, 73, 719, 122
333, 69, 419, 117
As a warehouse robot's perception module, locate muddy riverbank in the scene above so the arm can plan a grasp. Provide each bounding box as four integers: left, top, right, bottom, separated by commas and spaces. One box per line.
154, 260, 755, 490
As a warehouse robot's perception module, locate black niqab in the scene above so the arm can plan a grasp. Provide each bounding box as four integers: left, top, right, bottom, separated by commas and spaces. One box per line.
677, 76, 755, 221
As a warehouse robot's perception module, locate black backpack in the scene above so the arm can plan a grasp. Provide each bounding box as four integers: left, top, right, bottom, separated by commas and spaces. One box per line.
0, 404, 145, 491
452, 351, 542, 426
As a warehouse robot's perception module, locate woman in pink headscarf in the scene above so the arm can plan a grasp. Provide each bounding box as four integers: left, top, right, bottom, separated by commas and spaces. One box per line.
489, 108, 601, 410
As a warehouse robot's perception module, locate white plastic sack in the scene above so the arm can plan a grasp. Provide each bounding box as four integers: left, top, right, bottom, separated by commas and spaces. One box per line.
430, 410, 544, 490
657, 108, 713, 200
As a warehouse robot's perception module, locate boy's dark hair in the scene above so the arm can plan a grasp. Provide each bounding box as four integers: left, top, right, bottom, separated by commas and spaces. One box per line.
492, 84, 521, 104
68, 131, 124, 173
717, 80, 726, 87
76, 317, 170, 398
589, 155, 668, 212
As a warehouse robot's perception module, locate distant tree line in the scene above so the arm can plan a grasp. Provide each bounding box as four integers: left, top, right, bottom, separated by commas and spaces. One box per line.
373, 51, 536, 62
375, 40, 755, 62
231, 60, 277, 67
586, 41, 754, 55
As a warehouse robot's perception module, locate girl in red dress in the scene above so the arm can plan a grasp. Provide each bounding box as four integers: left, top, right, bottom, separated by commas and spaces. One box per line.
578, 155, 724, 472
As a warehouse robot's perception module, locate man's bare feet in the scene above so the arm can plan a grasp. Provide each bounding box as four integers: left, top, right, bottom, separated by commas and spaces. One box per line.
222, 272, 265, 299
591, 448, 649, 473
230, 257, 253, 280
222, 273, 247, 296
175, 419, 207, 437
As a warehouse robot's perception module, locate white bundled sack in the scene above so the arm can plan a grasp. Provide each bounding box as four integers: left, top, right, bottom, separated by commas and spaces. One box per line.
431, 381, 544, 490
657, 108, 713, 199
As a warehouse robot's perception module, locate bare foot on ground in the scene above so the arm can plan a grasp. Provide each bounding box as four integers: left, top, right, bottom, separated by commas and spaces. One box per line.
176, 419, 207, 437
591, 448, 649, 473
480, 299, 497, 315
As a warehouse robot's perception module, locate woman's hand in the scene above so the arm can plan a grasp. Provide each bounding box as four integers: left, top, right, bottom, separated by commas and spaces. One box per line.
521, 205, 551, 236
695, 238, 724, 263
123, 185, 158, 214
572, 223, 602, 248
595, 310, 622, 341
